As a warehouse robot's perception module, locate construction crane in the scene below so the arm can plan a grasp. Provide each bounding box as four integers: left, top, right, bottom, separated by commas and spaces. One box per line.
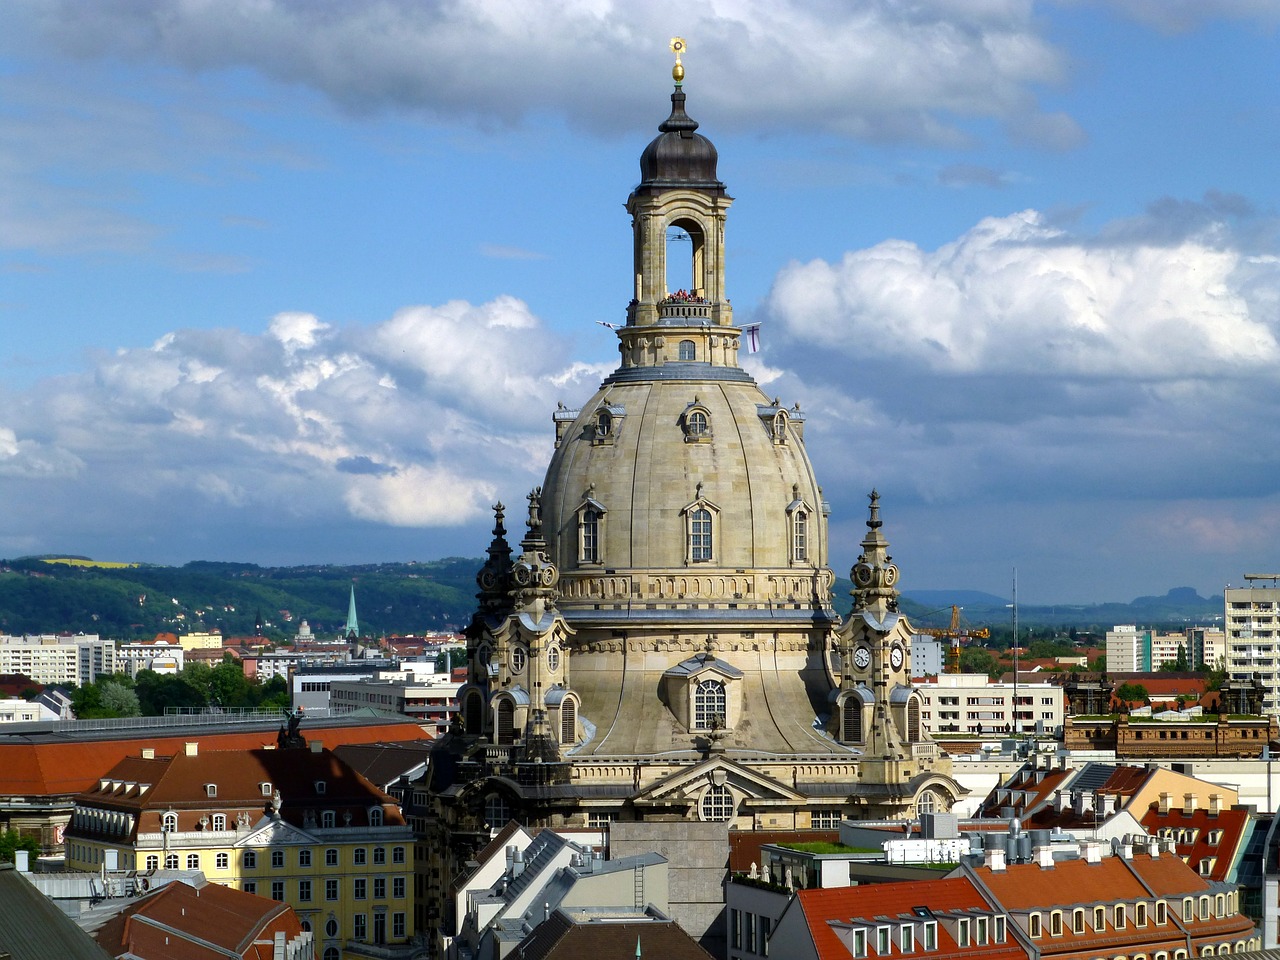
917, 605, 991, 673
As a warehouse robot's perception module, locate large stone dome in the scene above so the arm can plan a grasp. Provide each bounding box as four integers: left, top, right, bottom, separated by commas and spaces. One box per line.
541, 372, 831, 618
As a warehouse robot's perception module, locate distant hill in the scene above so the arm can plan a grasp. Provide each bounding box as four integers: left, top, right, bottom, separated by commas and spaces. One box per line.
0, 557, 481, 640
0, 556, 1226, 639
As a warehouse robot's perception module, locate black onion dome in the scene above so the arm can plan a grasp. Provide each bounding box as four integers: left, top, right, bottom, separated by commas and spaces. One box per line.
636, 87, 725, 195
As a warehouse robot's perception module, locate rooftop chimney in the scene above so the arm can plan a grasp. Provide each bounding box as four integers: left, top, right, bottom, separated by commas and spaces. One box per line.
985, 847, 1007, 872
1209, 793, 1221, 816
1158, 792, 1171, 814
1081, 840, 1103, 864
1035, 845, 1054, 869
1183, 794, 1196, 816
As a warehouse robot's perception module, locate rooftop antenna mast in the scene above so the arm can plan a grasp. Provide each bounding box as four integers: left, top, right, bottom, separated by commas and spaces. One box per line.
1012, 568, 1020, 736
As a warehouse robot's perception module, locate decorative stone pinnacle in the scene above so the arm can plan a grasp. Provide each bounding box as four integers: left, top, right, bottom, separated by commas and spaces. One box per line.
867, 489, 882, 530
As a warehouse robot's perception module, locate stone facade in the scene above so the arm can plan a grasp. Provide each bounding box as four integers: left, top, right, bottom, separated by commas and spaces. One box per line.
420, 57, 964, 958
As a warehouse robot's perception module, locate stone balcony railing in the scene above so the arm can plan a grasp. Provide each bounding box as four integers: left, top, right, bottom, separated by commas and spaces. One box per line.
657, 300, 713, 321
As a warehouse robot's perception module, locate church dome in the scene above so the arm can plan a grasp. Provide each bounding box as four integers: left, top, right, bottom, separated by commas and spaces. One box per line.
636, 88, 725, 196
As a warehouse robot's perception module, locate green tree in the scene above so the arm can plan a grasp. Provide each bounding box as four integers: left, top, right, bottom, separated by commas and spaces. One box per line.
1116, 682, 1149, 704
0, 829, 39, 863
959, 646, 1000, 678
134, 670, 208, 716
98, 680, 141, 718
209, 658, 253, 709
435, 646, 468, 674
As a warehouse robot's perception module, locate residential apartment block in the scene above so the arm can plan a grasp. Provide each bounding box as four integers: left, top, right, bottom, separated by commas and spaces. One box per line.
0, 634, 116, 686
918, 674, 1064, 737
63, 742, 416, 960
1225, 578, 1280, 713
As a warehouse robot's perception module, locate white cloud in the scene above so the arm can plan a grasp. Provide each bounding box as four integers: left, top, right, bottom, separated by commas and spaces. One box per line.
14, 0, 1071, 146
0, 295, 592, 560
765, 208, 1280, 378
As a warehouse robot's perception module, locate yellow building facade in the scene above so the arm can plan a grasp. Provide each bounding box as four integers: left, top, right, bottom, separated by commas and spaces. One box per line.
65, 741, 416, 960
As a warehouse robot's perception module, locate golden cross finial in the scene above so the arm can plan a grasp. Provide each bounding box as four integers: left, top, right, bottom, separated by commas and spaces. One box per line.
670, 37, 686, 84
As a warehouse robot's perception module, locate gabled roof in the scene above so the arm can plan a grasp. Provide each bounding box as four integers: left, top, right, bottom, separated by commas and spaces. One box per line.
93, 879, 304, 960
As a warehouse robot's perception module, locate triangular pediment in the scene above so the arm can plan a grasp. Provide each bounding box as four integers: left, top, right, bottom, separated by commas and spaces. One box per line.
236, 816, 319, 848
633, 756, 807, 806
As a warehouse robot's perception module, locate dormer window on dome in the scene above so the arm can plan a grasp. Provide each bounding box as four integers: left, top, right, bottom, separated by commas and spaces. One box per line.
681, 398, 712, 442
591, 401, 624, 446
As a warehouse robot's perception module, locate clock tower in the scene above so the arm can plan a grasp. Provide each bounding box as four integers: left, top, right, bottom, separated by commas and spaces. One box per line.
833, 491, 957, 816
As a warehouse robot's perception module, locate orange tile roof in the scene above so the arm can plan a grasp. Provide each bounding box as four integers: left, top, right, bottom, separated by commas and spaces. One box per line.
793, 877, 1021, 960
1139, 807, 1250, 882
94, 880, 305, 960
0, 717, 426, 797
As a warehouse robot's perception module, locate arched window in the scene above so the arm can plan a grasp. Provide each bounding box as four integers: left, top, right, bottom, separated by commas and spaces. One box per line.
322, 810, 335, 828
161, 812, 177, 833
560, 697, 577, 745
701, 784, 734, 822
464, 690, 483, 733
907, 697, 922, 742
1050, 912, 1063, 936
145, 855, 159, 871
842, 696, 863, 743
694, 679, 726, 730
678, 339, 696, 361
1156, 901, 1168, 925
1073, 910, 1085, 934
1094, 906, 1106, 930
165, 853, 179, 869
689, 508, 713, 562
580, 508, 601, 563
497, 698, 516, 745
686, 410, 709, 438
596, 410, 612, 438
915, 791, 937, 817
368, 807, 383, 827
211, 814, 226, 831
485, 793, 509, 826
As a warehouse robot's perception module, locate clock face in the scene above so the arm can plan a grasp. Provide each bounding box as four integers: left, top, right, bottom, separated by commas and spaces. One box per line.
890, 645, 904, 670
853, 646, 871, 670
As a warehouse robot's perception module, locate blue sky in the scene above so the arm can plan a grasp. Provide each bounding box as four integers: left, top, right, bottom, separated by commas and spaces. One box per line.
4, 0, 1280, 605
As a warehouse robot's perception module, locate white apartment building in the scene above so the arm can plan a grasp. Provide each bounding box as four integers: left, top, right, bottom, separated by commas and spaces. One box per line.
1226, 578, 1280, 713
0, 634, 116, 686
116, 638, 184, 676
918, 673, 1064, 737
0, 697, 56, 723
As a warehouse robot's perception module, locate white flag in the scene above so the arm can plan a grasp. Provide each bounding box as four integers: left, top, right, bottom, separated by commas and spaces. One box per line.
743, 323, 762, 353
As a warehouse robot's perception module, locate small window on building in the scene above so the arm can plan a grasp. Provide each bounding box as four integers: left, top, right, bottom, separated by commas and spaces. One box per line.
1116, 905, 1127, 929
1073, 910, 1085, 934
923, 922, 937, 950
994, 917, 1006, 943
369, 807, 383, 827
791, 508, 809, 563
1156, 901, 1168, 925
900, 923, 915, 952
161, 812, 177, 833
957, 919, 970, 947
1137, 902, 1148, 927
678, 339, 696, 361
186, 854, 199, 869
560, 696, 577, 745
877, 926, 891, 954
211, 814, 226, 831
243, 850, 257, 870
354, 848, 367, 866
322, 810, 335, 828
976, 917, 988, 944
852, 929, 867, 958
1029, 913, 1042, 938
1095, 906, 1106, 931
215, 852, 228, 870
580, 508, 602, 563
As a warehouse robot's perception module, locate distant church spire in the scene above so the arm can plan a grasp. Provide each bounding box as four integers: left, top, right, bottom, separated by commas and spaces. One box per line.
345, 584, 359, 639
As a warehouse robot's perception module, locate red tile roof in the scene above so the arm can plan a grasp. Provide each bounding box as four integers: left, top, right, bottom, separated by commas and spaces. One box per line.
94, 880, 305, 960
0, 717, 426, 797
793, 877, 1018, 960
1139, 806, 1250, 882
